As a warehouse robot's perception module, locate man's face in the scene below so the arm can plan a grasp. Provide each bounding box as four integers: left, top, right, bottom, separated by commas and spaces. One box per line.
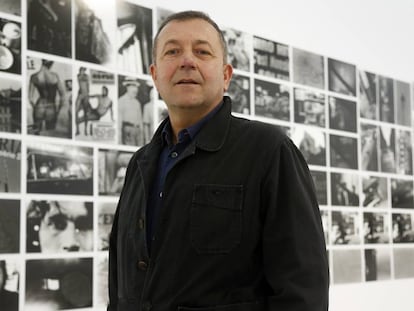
150, 19, 232, 114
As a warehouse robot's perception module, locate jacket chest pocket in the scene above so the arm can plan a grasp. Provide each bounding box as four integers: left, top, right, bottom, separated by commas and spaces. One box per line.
190, 184, 243, 254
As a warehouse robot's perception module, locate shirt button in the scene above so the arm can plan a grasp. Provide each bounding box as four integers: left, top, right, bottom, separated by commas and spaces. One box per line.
142, 302, 152, 311
159, 192, 163, 198
137, 260, 148, 271
171, 151, 178, 158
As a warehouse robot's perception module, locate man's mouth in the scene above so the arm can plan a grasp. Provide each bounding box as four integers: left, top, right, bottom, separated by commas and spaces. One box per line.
176, 79, 199, 85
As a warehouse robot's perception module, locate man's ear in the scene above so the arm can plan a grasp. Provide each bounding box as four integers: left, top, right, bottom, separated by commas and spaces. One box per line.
223, 64, 233, 92
150, 63, 157, 82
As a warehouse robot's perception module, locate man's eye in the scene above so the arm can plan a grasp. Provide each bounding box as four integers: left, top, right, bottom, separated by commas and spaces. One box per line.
165, 49, 179, 55
196, 50, 210, 55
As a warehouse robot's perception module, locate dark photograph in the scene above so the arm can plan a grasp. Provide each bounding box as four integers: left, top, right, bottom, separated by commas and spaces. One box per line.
328, 96, 357, 133
393, 248, 414, 279
75, 0, 115, 66
330, 135, 358, 169
328, 58, 356, 97
98, 202, 116, 250
310, 170, 327, 205
0, 76, 21, 134
332, 249, 362, 284
27, 57, 72, 138
118, 75, 154, 146
0, 199, 20, 253
223, 28, 251, 72
117, 2, 152, 75
0, 0, 21, 15
394, 80, 411, 126
253, 36, 289, 80
0, 138, 20, 193
26, 200, 93, 253
392, 213, 414, 243
378, 76, 394, 123
75, 66, 116, 143
292, 48, 324, 90
360, 123, 379, 171
362, 176, 388, 208
293, 88, 325, 127
0, 18, 21, 74
359, 70, 377, 120
0, 259, 19, 311
365, 248, 391, 281
254, 79, 289, 121
396, 130, 413, 175
363, 212, 389, 244
26, 142, 93, 195
331, 211, 361, 245
98, 149, 133, 195
291, 126, 326, 166
331, 172, 359, 207
27, 0, 71, 58
379, 125, 396, 173
226, 74, 250, 115
391, 179, 414, 209
26, 258, 93, 309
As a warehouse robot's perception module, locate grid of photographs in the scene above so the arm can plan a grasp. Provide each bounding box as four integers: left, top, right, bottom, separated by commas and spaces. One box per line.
0, 1, 413, 310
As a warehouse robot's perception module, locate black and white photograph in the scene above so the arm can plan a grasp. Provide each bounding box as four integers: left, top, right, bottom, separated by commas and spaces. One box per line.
0, 138, 20, 193
75, 0, 115, 66
0, 0, 21, 15
27, 0, 71, 58
331, 211, 361, 245
223, 28, 251, 72
156, 7, 174, 27
118, 75, 154, 146
75, 66, 116, 143
0, 18, 21, 74
226, 74, 250, 115
253, 36, 289, 80
378, 75, 394, 123
0, 199, 20, 254
98, 149, 133, 195
292, 48, 324, 90
26, 200, 93, 253
379, 125, 396, 173
331, 172, 359, 207
363, 212, 389, 244
291, 126, 326, 166
27, 57, 72, 138
360, 123, 379, 171
365, 248, 391, 281
362, 176, 388, 208
310, 170, 327, 205
293, 88, 325, 127
26, 258, 93, 309
26, 142, 93, 195
392, 213, 414, 243
394, 248, 414, 279
328, 96, 357, 133
396, 129, 413, 175
96, 256, 108, 308
0, 259, 19, 311
254, 79, 289, 121
320, 210, 329, 244
98, 202, 116, 250
394, 80, 411, 126
0, 76, 21, 134
332, 249, 362, 284
328, 58, 356, 97
330, 135, 358, 169
359, 70, 377, 120
117, 2, 152, 75
391, 179, 414, 209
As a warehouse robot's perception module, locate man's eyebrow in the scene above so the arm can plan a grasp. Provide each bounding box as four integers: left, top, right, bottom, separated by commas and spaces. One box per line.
162, 39, 213, 48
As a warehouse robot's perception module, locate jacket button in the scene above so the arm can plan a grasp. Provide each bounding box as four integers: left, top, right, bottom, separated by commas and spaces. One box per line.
138, 218, 144, 229
142, 301, 152, 311
137, 260, 148, 271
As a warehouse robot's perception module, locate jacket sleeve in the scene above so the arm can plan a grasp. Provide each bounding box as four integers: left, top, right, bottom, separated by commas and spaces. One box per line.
262, 138, 329, 311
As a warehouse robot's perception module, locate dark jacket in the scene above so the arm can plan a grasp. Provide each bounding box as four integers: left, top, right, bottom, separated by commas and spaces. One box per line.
108, 96, 329, 311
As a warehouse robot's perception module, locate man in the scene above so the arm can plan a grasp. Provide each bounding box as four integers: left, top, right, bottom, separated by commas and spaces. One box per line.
108, 11, 329, 311
75, 66, 90, 135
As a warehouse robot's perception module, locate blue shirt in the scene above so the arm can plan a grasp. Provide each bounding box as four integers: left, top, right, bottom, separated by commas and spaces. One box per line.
146, 102, 224, 252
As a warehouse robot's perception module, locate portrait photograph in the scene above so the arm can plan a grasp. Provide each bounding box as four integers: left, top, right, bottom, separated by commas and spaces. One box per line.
0, 258, 19, 311
396, 129, 413, 175
253, 35, 289, 80
0, 138, 20, 193
328, 58, 356, 97
360, 123, 379, 172
291, 126, 326, 166
392, 213, 414, 244
391, 178, 414, 209
27, 56, 72, 138
332, 249, 362, 284
310, 170, 327, 205
365, 248, 391, 281
26, 142, 93, 195
26, 200, 93, 253
378, 75, 394, 123
363, 212, 390, 244
394, 248, 414, 279
362, 176, 388, 208
223, 28, 251, 72
328, 96, 357, 133
0, 76, 21, 134
254, 79, 290, 121
331, 171, 359, 207
292, 47, 324, 90
98, 202, 116, 251
117, 1, 152, 75
26, 258, 93, 310
394, 80, 411, 126
0, 18, 21, 74
27, 0, 71, 58
0, 199, 20, 254
379, 125, 396, 173
226, 74, 250, 115
293, 88, 325, 128
0, 0, 21, 15
330, 134, 358, 169
331, 211, 361, 245
359, 70, 377, 120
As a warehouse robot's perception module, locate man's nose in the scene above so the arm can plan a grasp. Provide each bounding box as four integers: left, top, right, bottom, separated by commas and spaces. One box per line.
180, 51, 196, 69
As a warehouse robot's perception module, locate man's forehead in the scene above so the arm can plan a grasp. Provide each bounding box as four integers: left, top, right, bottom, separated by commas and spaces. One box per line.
158, 19, 220, 43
